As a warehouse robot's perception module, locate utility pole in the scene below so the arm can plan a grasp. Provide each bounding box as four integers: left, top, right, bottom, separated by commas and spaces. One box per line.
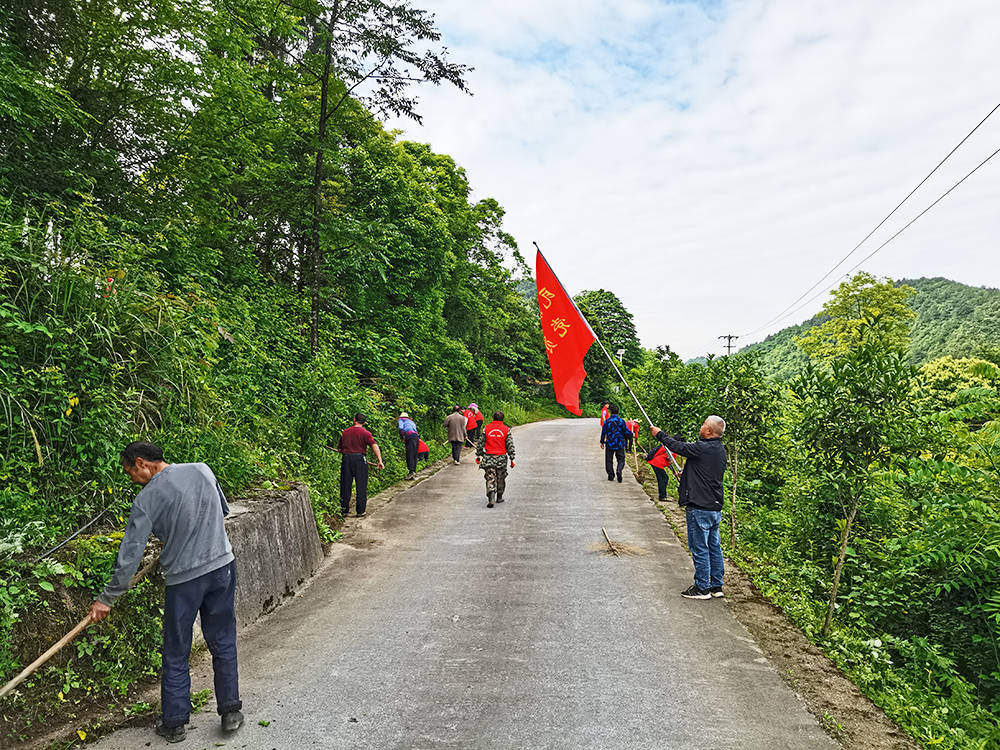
718, 334, 739, 356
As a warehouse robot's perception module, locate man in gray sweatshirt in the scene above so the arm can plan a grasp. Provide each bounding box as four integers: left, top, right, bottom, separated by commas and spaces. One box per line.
88, 442, 243, 743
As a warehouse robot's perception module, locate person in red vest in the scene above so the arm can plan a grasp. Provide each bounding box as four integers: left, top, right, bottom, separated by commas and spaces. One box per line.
599, 401, 610, 427
646, 435, 682, 500
475, 411, 516, 508
463, 405, 479, 447
623, 417, 636, 452
471, 403, 484, 441
417, 438, 430, 462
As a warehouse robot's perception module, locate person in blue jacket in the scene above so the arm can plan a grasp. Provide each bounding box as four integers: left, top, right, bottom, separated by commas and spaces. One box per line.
397, 412, 420, 480
600, 404, 630, 483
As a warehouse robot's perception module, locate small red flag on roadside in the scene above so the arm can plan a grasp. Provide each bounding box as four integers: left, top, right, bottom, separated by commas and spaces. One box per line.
535, 249, 596, 416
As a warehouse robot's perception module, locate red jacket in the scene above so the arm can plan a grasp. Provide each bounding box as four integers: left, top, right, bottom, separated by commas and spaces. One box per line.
647, 446, 679, 470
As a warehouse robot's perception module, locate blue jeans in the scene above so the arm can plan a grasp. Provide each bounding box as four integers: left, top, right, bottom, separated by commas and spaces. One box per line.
161, 561, 241, 728
686, 507, 724, 590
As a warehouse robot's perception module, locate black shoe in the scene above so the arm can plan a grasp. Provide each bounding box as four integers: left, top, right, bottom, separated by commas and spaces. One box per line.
356, 511, 366, 518
496, 497, 504, 503
487, 502, 494, 508
616, 475, 623, 483
155, 718, 185, 743
607, 476, 614, 481
221, 710, 244, 732
657, 496, 667, 501
681, 585, 712, 600
709, 587, 724, 598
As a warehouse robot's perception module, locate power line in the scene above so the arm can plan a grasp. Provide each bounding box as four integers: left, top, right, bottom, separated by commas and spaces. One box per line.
740, 101, 1000, 338
760, 144, 1000, 328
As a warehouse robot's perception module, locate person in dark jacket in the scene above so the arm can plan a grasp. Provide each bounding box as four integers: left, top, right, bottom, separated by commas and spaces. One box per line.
88, 442, 244, 743
600, 404, 629, 482
443, 406, 467, 464
650, 416, 727, 600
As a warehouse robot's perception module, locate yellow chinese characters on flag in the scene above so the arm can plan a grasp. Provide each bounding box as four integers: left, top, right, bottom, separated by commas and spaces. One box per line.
535, 251, 596, 416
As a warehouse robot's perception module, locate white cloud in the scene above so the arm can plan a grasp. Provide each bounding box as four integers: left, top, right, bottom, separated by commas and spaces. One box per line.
389, 0, 1000, 358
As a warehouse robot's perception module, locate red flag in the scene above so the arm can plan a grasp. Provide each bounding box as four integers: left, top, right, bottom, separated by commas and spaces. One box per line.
535, 250, 596, 416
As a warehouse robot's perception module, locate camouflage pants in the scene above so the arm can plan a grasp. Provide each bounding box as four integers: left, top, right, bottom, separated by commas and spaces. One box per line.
483, 466, 507, 498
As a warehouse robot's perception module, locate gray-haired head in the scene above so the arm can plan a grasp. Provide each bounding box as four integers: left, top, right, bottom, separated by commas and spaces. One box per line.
705, 415, 726, 436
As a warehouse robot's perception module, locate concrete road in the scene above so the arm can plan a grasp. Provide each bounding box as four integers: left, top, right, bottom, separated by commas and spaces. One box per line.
93, 419, 835, 749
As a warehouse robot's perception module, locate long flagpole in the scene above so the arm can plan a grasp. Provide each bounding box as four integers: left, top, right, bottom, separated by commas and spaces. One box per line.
534, 242, 682, 475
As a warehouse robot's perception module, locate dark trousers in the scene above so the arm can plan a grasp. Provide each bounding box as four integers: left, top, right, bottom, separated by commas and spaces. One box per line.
404, 434, 419, 473
605, 447, 625, 479
340, 453, 369, 514
450, 440, 463, 461
161, 561, 241, 728
652, 466, 668, 499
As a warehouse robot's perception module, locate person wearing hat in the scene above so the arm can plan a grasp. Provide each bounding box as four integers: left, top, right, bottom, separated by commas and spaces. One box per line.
471, 403, 484, 442
335, 413, 384, 517
397, 412, 420, 480
463, 404, 480, 447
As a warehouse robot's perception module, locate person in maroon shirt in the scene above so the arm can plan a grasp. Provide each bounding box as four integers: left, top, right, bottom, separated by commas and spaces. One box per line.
335, 413, 384, 517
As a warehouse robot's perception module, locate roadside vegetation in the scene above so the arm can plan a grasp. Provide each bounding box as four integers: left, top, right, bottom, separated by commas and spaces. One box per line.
0, 0, 558, 742
628, 273, 1000, 749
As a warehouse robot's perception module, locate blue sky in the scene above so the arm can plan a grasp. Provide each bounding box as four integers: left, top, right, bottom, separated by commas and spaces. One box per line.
388, 0, 1000, 358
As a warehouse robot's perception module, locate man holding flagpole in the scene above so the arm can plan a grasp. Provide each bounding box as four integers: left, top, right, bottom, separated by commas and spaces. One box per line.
650, 417, 728, 599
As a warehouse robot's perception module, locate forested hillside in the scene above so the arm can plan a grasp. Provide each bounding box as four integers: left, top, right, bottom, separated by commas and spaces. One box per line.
743, 277, 1000, 378
0, 0, 557, 739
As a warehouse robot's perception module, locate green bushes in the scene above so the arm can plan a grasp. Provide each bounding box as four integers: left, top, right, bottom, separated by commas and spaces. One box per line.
629, 300, 1000, 746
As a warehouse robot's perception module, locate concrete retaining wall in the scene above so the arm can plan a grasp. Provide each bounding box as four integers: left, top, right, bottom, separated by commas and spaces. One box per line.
225, 483, 324, 628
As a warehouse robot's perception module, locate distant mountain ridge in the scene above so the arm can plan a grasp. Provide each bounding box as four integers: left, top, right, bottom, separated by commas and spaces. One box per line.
739, 277, 1000, 380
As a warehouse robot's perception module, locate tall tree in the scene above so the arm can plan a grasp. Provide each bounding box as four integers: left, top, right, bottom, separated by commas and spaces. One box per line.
795, 272, 916, 361
793, 326, 921, 635
574, 289, 642, 407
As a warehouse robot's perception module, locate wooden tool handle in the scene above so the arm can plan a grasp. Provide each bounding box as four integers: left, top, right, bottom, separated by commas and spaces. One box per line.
0, 615, 92, 699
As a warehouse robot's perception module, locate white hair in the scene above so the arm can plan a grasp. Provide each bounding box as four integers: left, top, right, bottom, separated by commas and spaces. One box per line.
706, 415, 726, 435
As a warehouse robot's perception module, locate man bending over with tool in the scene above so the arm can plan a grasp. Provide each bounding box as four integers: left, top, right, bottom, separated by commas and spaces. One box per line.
649, 416, 727, 600
89, 441, 243, 743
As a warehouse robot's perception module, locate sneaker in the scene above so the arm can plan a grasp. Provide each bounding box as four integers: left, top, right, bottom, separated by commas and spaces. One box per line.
681, 585, 712, 600
496, 496, 504, 503
221, 710, 244, 732
356, 512, 366, 518
487, 502, 494, 508
155, 718, 186, 743
453, 460, 460, 465
406, 472, 416, 480
709, 587, 724, 598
